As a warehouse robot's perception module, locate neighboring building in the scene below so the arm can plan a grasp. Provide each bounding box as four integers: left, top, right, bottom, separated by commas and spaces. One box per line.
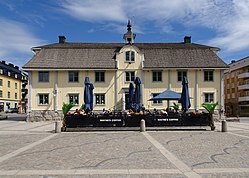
224, 56, 249, 117
23, 22, 228, 121
21, 72, 28, 113
0, 61, 22, 112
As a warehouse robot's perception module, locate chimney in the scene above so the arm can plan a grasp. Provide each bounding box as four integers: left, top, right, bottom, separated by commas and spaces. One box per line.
58, 36, 66, 43
184, 36, 191, 43
231, 60, 236, 64
2, 61, 5, 65
14, 66, 19, 70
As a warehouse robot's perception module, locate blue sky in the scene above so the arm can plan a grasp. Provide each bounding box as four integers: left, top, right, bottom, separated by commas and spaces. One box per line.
0, 0, 249, 68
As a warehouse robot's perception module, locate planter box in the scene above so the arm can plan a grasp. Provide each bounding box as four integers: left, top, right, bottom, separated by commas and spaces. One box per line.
94, 114, 124, 127
65, 115, 94, 128
182, 113, 210, 126
153, 114, 182, 126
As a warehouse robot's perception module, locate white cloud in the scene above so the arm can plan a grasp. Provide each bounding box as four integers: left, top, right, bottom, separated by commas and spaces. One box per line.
59, 0, 127, 22
58, 0, 249, 54
0, 19, 44, 58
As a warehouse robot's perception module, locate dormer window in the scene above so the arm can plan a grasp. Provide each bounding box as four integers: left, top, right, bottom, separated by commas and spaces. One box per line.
125, 51, 135, 62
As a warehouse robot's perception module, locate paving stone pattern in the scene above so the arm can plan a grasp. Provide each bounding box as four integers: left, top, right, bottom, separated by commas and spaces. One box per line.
1, 119, 249, 177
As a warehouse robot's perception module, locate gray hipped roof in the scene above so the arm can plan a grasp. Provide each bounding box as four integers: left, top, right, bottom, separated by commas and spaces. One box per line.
23, 42, 228, 69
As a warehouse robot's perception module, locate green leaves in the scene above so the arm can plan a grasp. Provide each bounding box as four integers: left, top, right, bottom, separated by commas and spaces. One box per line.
202, 102, 218, 115
173, 102, 180, 111
62, 102, 75, 117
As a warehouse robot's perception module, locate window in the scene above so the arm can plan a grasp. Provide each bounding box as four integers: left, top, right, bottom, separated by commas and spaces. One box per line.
8, 72, 11, 76
125, 51, 135, 62
38, 71, 49, 82
204, 70, 214, 82
15, 83, 17, 89
14, 74, 18, 78
38, 94, 49, 105
125, 71, 135, 82
15, 93, 17, 99
0, 79, 2, 86
95, 94, 105, 105
8, 81, 10, 88
152, 93, 162, 104
204, 93, 214, 103
68, 71, 79, 82
153, 71, 162, 82
0, 90, 2, 97
95, 72, 105, 82
177, 71, 187, 82
0, 69, 3, 74
8, 91, 10, 98
69, 94, 79, 105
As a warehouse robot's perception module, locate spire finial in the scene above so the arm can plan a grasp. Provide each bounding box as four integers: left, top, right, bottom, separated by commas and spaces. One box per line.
127, 20, 131, 31
123, 19, 136, 44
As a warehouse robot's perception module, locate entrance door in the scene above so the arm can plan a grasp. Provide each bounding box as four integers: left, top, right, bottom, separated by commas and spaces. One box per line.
125, 93, 129, 110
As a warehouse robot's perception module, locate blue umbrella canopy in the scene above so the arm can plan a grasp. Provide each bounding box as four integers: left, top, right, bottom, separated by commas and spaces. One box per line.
181, 76, 191, 111
89, 83, 94, 110
84, 76, 91, 112
134, 77, 141, 112
149, 90, 181, 101
128, 83, 134, 110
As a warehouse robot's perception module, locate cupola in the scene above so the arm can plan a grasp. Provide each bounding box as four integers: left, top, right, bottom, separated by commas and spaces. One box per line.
123, 20, 136, 44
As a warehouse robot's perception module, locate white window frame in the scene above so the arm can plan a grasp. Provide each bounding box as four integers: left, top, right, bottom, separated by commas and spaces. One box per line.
204, 93, 214, 103
177, 70, 187, 82
125, 71, 135, 82
8, 91, 10, 98
0, 79, 2, 86
204, 70, 214, 82
68, 93, 79, 105
7, 81, 10, 88
68, 71, 79, 83
38, 94, 49, 105
95, 71, 105, 82
15, 83, 17, 89
0, 90, 2, 98
95, 94, 105, 105
38, 71, 49, 82
125, 51, 135, 62
152, 71, 162, 82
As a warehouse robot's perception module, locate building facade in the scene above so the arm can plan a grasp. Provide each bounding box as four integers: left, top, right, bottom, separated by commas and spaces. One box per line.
23, 23, 228, 121
0, 61, 23, 112
224, 56, 249, 117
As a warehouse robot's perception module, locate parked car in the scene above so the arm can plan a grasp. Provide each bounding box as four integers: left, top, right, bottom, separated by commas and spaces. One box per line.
5, 108, 19, 113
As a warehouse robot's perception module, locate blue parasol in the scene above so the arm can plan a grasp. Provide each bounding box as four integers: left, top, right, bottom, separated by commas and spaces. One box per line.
180, 76, 191, 111
134, 77, 141, 112
84, 76, 91, 112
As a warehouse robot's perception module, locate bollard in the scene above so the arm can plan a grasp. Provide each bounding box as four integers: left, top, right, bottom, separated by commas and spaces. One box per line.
140, 119, 146, 132
221, 120, 227, 132
55, 121, 61, 133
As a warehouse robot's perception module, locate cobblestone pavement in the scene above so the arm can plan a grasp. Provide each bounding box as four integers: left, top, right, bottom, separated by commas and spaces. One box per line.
0, 119, 249, 177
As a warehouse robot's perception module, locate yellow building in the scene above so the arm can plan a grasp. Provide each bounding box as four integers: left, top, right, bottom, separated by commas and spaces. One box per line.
0, 61, 22, 112
23, 23, 228, 121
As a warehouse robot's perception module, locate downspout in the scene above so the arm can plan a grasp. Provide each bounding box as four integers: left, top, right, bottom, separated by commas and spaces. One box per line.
195, 69, 199, 111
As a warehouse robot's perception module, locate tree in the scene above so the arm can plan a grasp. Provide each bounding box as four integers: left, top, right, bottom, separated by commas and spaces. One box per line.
202, 102, 218, 130
62, 103, 75, 117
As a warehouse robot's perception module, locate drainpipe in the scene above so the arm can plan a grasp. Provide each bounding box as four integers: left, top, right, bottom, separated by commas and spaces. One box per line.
54, 71, 58, 112
195, 69, 199, 110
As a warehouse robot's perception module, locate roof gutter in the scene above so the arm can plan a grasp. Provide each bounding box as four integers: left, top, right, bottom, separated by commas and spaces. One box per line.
22, 68, 118, 71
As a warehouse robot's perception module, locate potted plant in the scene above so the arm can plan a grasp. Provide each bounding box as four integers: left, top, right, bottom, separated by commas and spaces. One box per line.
62, 102, 75, 129
173, 102, 180, 112
202, 102, 218, 130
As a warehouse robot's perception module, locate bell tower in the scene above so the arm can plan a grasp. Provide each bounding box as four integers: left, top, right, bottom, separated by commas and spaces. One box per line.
123, 20, 136, 44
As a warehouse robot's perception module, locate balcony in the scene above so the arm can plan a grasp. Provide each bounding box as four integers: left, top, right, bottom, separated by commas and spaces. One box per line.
238, 72, 249, 79
238, 84, 249, 90
21, 88, 28, 94
239, 96, 249, 102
